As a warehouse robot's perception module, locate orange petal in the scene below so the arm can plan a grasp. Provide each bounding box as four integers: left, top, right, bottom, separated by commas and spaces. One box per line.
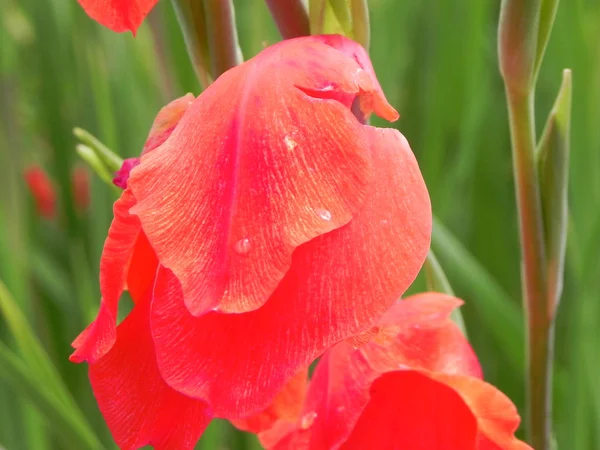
149, 126, 430, 417
314, 34, 398, 121
362, 293, 482, 378
141, 93, 195, 155
129, 36, 401, 316
434, 373, 533, 450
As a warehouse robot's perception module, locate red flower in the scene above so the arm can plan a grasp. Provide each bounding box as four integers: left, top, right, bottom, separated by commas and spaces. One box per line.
24, 166, 56, 219
77, 0, 158, 34
243, 294, 532, 450
71, 35, 431, 446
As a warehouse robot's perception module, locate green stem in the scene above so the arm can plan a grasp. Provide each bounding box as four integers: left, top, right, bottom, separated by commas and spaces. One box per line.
203, 0, 241, 79
505, 88, 551, 450
171, 0, 213, 90
308, 0, 327, 35
350, 0, 370, 50
265, 0, 310, 39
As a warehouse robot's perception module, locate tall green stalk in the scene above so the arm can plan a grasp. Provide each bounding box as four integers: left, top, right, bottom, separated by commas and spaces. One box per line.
505, 88, 552, 449
203, 0, 242, 79
498, 0, 566, 447
171, 0, 213, 89
265, 0, 310, 39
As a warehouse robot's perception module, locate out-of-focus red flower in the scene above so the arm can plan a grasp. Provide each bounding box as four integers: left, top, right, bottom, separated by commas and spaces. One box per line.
24, 166, 56, 219
71, 35, 431, 447
72, 166, 91, 211
77, 0, 159, 34
245, 293, 532, 450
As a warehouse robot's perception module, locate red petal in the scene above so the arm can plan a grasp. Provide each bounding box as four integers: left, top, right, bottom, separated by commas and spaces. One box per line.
288, 341, 369, 450
339, 371, 478, 450
126, 232, 159, 302
150, 126, 430, 417
77, 0, 159, 34
89, 294, 210, 450
129, 36, 401, 316
71, 189, 143, 363
231, 369, 308, 434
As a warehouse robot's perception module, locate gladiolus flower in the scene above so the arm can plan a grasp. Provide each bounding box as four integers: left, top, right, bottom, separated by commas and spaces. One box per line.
24, 166, 56, 219
77, 0, 159, 34
244, 293, 532, 450
71, 35, 431, 447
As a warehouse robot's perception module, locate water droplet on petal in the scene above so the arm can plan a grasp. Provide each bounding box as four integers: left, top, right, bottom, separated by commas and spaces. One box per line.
284, 135, 297, 151
317, 209, 332, 221
234, 238, 251, 254
300, 411, 318, 430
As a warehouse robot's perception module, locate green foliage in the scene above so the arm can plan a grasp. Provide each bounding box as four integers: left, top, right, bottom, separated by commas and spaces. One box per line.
0, 0, 598, 448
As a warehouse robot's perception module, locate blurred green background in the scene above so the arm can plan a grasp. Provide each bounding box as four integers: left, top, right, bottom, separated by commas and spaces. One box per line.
0, 0, 599, 448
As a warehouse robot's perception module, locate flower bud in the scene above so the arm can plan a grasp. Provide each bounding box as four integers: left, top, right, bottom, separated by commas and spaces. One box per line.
537, 69, 572, 317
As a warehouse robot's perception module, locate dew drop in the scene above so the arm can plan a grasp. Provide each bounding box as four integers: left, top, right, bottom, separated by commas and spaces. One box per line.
234, 238, 251, 254
299, 411, 318, 430
284, 135, 298, 150
353, 68, 364, 78
317, 209, 332, 221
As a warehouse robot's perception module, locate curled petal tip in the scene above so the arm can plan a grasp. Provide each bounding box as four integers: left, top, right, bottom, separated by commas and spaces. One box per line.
68, 353, 84, 364
314, 34, 398, 122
